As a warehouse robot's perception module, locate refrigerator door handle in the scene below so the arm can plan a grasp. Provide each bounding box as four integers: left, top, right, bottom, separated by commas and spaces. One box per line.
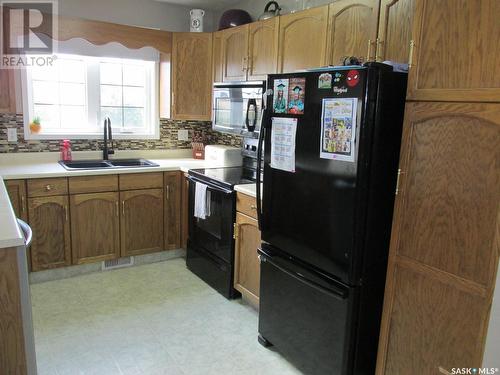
256, 107, 269, 231
259, 253, 348, 301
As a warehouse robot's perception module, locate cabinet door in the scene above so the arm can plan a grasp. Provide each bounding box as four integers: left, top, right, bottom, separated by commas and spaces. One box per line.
5, 180, 27, 221
28, 195, 71, 271
0, 69, 16, 113
120, 189, 164, 257
234, 212, 261, 307
212, 31, 224, 83
180, 173, 189, 249
171, 32, 213, 120
247, 18, 279, 81
70, 192, 120, 264
277, 5, 329, 73
407, 0, 500, 102
375, 102, 500, 374
377, 0, 415, 62
164, 171, 181, 250
221, 25, 249, 82
327, 0, 379, 65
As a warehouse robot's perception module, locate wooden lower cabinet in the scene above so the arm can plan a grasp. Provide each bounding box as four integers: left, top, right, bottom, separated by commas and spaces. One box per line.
234, 194, 261, 308
70, 192, 120, 264
376, 102, 500, 374
28, 195, 71, 271
164, 172, 181, 250
0, 247, 28, 374
120, 188, 164, 256
5, 180, 27, 221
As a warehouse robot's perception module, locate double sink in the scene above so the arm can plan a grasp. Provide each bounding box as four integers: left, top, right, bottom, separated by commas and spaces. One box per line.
59, 158, 159, 170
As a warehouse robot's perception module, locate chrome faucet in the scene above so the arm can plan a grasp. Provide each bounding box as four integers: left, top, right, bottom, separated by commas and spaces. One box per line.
103, 117, 114, 160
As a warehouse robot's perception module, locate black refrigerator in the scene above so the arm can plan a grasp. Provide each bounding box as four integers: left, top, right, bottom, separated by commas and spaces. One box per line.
256, 63, 407, 375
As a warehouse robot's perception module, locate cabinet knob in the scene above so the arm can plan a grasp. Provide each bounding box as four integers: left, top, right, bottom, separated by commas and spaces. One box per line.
45, 184, 52, 191
250, 204, 257, 210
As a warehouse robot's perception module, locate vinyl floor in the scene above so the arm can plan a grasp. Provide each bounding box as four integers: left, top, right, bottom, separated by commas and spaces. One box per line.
31, 258, 303, 375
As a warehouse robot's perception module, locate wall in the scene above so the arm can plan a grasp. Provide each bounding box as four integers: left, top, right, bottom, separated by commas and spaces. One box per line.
214, 0, 334, 24
0, 114, 241, 153
483, 261, 500, 367
59, 0, 216, 32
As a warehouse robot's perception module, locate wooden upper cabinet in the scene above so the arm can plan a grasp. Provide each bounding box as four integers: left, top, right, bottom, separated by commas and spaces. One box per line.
221, 25, 249, 82
327, 0, 379, 65
377, 0, 415, 63
28, 195, 71, 271
120, 188, 164, 256
234, 211, 261, 307
0, 69, 16, 113
393, 102, 500, 287
164, 171, 181, 250
5, 180, 27, 221
376, 102, 500, 374
247, 18, 279, 81
212, 31, 224, 83
278, 5, 330, 73
171, 32, 213, 120
70, 192, 120, 264
407, 0, 500, 102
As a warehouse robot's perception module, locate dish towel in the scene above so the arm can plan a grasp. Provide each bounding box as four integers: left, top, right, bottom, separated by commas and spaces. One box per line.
194, 182, 211, 219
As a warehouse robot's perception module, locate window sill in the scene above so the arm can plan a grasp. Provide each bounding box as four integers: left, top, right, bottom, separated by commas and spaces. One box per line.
24, 133, 160, 141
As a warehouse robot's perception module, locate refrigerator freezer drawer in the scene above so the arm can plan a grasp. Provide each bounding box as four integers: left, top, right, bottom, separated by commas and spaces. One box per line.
258, 249, 357, 375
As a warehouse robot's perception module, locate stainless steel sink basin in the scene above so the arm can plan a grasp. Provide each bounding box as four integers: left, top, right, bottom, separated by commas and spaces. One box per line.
59, 158, 159, 170
108, 159, 158, 167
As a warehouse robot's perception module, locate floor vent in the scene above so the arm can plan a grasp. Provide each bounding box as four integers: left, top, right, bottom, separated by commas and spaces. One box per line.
102, 257, 134, 271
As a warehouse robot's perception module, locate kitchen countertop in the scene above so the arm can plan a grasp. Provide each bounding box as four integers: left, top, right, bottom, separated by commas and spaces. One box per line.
0, 149, 239, 249
234, 183, 260, 198
0, 179, 24, 248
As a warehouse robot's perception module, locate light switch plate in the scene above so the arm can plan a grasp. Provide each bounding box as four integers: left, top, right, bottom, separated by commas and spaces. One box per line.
178, 129, 189, 141
7, 127, 17, 142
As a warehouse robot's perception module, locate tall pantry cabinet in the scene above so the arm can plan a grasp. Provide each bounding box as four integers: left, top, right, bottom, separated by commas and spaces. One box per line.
376, 1, 500, 373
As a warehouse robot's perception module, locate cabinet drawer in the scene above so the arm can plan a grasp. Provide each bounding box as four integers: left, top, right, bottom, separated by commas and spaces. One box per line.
237, 192, 258, 219
69, 175, 118, 194
27, 178, 68, 197
119, 172, 164, 190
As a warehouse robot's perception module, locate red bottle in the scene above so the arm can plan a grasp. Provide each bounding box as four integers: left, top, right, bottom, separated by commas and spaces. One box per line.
60, 140, 72, 161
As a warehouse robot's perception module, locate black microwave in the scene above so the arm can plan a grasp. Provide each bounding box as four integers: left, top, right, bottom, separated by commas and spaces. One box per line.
212, 81, 265, 138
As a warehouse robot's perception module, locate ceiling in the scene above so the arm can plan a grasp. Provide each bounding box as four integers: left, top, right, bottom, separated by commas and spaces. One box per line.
155, 0, 241, 10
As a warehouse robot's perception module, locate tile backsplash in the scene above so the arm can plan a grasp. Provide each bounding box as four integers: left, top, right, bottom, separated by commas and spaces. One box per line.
0, 113, 242, 153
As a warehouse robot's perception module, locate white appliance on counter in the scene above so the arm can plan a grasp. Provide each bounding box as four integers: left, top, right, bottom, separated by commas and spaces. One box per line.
204, 145, 242, 167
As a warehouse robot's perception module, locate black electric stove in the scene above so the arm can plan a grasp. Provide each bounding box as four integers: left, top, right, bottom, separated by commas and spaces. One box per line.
188, 167, 254, 190
186, 137, 259, 299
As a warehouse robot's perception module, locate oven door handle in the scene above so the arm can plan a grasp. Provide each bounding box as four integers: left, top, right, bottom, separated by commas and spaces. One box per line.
187, 175, 234, 195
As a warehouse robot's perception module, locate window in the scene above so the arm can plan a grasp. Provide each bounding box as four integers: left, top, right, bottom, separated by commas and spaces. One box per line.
22, 53, 159, 139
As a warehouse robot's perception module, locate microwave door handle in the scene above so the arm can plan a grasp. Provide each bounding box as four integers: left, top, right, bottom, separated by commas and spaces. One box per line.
246, 98, 257, 131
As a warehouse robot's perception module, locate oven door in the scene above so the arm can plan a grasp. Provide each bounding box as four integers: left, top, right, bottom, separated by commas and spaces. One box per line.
187, 175, 235, 263
212, 83, 263, 137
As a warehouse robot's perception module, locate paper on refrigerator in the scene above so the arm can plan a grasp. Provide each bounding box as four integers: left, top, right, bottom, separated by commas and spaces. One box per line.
320, 98, 358, 162
270, 117, 298, 173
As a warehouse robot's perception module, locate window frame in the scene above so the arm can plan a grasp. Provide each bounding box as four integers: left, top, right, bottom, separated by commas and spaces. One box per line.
21, 54, 160, 140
